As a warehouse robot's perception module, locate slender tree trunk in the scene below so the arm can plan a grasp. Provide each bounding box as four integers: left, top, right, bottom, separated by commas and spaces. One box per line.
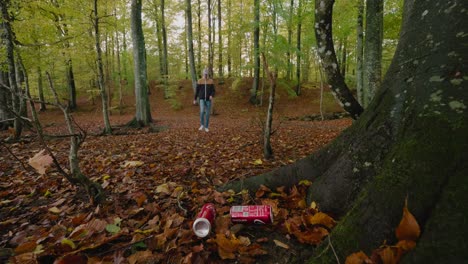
341, 37, 347, 78
160, 0, 169, 98
44, 72, 104, 204
356, 0, 364, 105
186, 0, 198, 92
250, 0, 260, 105
0, 0, 22, 140
295, 0, 302, 95
153, 1, 164, 80
37, 66, 46, 111
94, 0, 112, 134
287, 0, 294, 81
208, 0, 213, 76
227, 0, 232, 77
363, 0, 383, 107
197, 0, 202, 75
116, 31, 124, 115
314, 0, 363, 119
130, 0, 152, 126
262, 53, 276, 160
217, 0, 223, 83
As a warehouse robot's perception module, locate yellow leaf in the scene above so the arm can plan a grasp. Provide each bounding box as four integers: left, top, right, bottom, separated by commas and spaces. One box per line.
306, 212, 336, 229
310, 201, 317, 210
61, 238, 76, 249
48, 207, 61, 214
299, 180, 312, 186
44, 189, 52, 197
253, 159, 263, 165
102, 174, 111, 181
395, 198, 420, 242
28, 149, 53, 175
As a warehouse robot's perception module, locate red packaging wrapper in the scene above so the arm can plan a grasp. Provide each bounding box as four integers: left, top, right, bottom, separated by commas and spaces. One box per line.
192, 203, 216, 237
230, 205, 273, 224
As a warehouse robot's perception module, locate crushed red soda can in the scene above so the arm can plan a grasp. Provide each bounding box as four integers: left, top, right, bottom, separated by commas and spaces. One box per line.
230, 205, 273, 224
192, 203, 216, 238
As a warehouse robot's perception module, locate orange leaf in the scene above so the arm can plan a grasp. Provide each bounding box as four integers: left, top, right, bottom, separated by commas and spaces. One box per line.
377, 246, 399, 264
133, 192, 147, 207
214, 234, 242, 259
395, 240, 416, 253
345, 251, 371, 264
14, 241, 37, 255
255, 185, 272, 198
293, 226, 329, 245
306, 212, 337, 229
395, 198, 420, 241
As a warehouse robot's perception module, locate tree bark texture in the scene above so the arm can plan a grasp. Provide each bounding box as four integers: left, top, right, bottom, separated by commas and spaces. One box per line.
160, 0, 169, 98
363, 0, 383, 108
356, 0, 364, 105
217, 0, 223, 82
222, 0, 468, 262
262, 53, 276, 160
186, 0, 198, 92
314, 0, 363, 119
0, 0, 22, 139
131, 0, 152, 126
94, 0, 112, 134
295, 0, 302, 95
250, 0, 260, 105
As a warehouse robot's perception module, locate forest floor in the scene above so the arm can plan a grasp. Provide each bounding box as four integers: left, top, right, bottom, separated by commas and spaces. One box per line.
0, 78, 352, 263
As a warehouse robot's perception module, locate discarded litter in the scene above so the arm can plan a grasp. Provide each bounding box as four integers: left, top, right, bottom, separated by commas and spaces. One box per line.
192, 203, 216, 238
230, 205, 273, 224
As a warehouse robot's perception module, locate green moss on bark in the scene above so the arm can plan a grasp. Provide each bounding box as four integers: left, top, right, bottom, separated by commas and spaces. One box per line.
307, 116, 468, 263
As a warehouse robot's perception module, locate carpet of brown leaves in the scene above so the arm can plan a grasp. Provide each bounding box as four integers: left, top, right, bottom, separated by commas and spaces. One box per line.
0, 80, 351, 263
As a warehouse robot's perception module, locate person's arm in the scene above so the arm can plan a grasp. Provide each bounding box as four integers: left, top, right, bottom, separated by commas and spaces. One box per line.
210, 84, 215, 99
193, 85, 199, 104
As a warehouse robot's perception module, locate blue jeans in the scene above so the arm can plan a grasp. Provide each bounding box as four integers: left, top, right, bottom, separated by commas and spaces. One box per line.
199, 99, 211, 128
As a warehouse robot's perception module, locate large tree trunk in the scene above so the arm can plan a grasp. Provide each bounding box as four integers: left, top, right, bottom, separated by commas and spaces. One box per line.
217, 0, 223, 83
363, 0, 383, 108
221, 0, 468, 262
130, 0, 152, 126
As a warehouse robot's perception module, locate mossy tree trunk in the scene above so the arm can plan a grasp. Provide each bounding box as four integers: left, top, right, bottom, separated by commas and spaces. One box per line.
221, 0, 468, 262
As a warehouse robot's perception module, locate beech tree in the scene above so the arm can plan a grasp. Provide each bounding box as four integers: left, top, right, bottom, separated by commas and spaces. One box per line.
363, 0, 383, 108
222, 0, 468, 262
130, 0, 152, 126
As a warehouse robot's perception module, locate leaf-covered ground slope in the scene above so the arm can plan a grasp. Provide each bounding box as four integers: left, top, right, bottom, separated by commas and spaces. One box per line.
0, 80, 351, 263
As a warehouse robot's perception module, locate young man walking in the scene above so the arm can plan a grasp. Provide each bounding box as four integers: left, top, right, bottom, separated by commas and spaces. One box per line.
193, 68, 215, 132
